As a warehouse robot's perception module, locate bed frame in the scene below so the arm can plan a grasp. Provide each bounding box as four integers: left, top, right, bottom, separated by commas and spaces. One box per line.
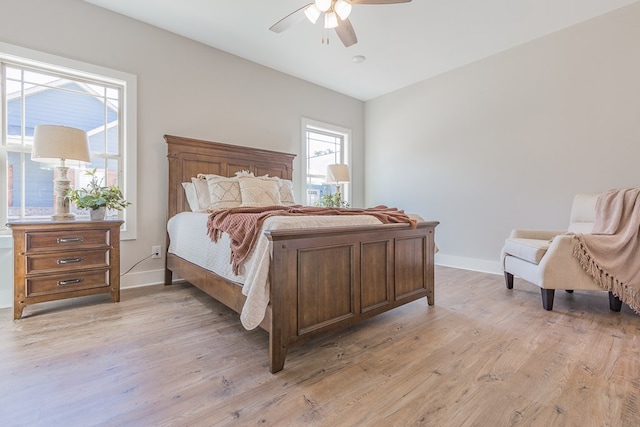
165, 134, 439, 373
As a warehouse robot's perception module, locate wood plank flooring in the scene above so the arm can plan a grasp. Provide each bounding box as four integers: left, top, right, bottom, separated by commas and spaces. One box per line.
1, 266, 639, 426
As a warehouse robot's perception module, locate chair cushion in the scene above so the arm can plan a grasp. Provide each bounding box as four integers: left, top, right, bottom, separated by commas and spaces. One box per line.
503, 238, 551, 265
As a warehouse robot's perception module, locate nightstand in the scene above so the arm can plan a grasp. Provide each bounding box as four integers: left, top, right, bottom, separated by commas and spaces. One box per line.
7, 220, 124, 319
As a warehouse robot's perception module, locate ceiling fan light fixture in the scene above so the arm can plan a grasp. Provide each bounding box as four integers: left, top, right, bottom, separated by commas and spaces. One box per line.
324, 11, 339, 29
334, 0, 352, 20
315, 0, 332, 13
304, 4, 321, 24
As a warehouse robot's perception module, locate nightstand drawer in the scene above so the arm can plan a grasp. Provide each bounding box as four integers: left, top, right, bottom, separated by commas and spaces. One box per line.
25, 229, 110, 252
26, 250, 110, 274
26, 270, 110, 297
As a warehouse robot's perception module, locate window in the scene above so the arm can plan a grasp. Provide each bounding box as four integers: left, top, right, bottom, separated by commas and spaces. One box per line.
301, 118, 351, 206
0, 43, 137, 239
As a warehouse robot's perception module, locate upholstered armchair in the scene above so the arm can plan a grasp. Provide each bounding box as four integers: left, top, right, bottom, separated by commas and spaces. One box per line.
501, 193, 622, 311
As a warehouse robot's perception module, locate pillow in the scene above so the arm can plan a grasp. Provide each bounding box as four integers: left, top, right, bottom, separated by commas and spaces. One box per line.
197, 173, 221, 180
278, 179, 296, 206
191, 177, 212, 211
235, 170, 255, 178
257, 175, 296, 206
181, 182, 199, 212
206, 175, 242, 209
238, 176, 281, 207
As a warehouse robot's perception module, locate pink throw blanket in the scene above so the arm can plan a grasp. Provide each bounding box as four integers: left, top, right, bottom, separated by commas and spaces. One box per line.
207, 205, 416, 274
573, 188, 640, 313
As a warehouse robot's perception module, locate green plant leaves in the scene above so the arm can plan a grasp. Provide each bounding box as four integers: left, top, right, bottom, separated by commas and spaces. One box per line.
66, 168, 131, 211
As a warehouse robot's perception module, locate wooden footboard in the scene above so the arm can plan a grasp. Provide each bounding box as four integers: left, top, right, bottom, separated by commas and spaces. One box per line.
166, 220, 437, 373
266, 221, 437, 373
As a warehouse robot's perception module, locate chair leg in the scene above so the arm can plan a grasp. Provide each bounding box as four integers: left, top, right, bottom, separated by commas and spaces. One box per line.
504, 272, 514, 289
541, 289, 555, 310
609, 292, 622, 312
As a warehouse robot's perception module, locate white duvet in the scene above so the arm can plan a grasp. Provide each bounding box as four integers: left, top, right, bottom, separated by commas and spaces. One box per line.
167, 212, 383, 329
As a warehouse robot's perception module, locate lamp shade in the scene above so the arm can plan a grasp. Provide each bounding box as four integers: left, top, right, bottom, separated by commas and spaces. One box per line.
305, 4, 321, 23
324, 11, 339, 29
327, 164, 349, 183
31, 125, 91, 166
334, 0, 352, 20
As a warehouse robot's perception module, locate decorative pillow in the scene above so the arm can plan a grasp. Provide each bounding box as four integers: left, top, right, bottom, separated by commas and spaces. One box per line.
278, 179, 296, 206
197, 173, 221, 180
235, 170, 255, 178
258, 174, 297, 206
191, 177, 212, 211
239, 176, 281, 207
181, 182, 199, 212
257, 174, 277, 182
206, 175, 242, 209
257, 175, 296, 206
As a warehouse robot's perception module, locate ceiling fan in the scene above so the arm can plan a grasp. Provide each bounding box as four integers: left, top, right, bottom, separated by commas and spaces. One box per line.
269, 0, 412, 47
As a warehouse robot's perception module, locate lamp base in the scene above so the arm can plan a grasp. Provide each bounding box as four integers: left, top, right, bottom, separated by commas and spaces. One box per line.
52, 212, 76, 221
52, 165, 75, 221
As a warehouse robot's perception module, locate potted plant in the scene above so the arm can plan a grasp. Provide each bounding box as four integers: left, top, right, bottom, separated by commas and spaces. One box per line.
316, 191, 350, 208
67, 169, 131, 220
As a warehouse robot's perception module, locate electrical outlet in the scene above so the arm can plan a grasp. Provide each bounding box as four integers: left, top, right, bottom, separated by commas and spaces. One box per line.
151, 245, 162, 259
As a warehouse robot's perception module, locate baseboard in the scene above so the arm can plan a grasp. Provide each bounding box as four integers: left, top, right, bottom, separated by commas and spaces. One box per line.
435, 253, 502, 275
120, 268, 166, 289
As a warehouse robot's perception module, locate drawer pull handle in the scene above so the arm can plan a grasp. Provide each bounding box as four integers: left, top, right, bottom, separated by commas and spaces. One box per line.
57, 278, 84, 286
57, 257, 83, 265
57, 237, 84, 244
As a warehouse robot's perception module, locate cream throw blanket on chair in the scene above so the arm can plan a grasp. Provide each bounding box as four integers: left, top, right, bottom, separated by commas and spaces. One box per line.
573, 188, 640, 313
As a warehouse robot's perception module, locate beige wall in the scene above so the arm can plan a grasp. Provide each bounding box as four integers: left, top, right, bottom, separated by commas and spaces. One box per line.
0, 0, 365, 308
364, 2, 640, 273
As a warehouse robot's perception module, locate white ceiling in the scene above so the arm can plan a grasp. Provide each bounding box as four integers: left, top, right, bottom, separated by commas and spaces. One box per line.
82, 0, 638, 101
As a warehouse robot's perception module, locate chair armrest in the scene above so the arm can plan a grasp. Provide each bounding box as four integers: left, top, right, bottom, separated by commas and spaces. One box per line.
541, 233, 575, 260
536, 233, 601, 290
508, 229, 566, 240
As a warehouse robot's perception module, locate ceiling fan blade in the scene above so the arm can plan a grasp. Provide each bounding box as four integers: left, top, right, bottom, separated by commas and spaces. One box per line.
349, 0, 411, 4
335, 17, 357, 47
269, 3, 313, 33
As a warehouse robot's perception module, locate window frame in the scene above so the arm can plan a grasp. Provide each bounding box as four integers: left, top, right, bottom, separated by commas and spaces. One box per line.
0, 42, 137, 240
300, 118, 351, 206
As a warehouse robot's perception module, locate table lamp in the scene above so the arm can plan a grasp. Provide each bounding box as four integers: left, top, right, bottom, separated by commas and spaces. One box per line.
326, 163, 349, 205
31, 125, 91, 221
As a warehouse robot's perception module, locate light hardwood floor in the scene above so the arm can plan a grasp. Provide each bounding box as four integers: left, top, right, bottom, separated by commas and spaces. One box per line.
1, 266, 639, 426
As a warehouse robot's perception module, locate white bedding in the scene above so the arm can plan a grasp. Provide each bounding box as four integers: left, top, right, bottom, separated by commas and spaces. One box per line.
167, 212, 384, 329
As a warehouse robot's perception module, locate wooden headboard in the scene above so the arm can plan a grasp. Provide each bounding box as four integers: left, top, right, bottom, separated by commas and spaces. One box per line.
165, 134, 296, 218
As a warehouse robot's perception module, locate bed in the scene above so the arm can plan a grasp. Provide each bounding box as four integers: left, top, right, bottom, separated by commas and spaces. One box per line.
164, 134, 439, 373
